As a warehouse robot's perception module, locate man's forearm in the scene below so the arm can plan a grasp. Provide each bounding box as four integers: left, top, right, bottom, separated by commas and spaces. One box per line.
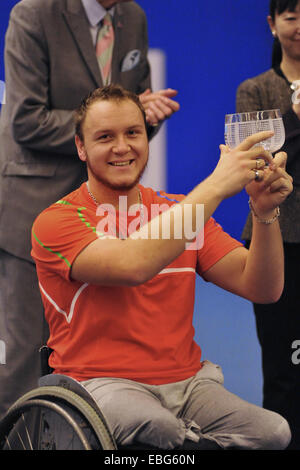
71, 176, 223, 286
126, 176, 222, 283
12, 107, 77, 155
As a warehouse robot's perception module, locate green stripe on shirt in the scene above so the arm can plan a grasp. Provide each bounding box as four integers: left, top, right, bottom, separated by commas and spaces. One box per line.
32, 229, 71, 268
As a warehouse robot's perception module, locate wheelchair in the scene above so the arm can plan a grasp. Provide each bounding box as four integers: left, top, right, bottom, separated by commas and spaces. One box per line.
0, 346, 118, 450
0, 347, 223, 451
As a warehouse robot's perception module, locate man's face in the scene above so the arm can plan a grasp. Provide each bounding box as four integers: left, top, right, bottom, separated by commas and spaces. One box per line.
76, 99, 149, 192
97, 0, 132, 9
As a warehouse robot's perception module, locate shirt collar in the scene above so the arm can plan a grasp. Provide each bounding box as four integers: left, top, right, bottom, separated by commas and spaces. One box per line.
81, 0, 115, 27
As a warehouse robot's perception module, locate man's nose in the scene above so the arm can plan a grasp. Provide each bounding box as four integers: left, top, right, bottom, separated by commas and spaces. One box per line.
112, 137, 130, 154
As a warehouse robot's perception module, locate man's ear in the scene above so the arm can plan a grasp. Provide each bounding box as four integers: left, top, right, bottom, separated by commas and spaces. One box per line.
75, 135, 87, 162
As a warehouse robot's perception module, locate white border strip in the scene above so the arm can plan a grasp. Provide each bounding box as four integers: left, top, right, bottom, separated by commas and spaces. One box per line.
158, 267, 195, 275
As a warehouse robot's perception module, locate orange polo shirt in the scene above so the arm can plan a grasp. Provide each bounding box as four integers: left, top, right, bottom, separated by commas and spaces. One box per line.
31, 183, 242, 384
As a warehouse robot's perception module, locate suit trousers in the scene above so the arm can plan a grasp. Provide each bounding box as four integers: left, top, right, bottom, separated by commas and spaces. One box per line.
82, 360, 291, 450
0, 249, 48, 419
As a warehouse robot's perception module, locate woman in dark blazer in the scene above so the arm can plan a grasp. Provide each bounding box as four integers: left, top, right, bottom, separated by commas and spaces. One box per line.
236, 0, 300, 450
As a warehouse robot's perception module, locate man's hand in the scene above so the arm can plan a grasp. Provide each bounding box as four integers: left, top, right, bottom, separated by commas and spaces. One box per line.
209, 131, 275, 201
139, 88, 180, 126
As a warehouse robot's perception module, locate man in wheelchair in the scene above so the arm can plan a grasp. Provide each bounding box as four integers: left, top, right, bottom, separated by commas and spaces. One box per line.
30, 84, 292, 450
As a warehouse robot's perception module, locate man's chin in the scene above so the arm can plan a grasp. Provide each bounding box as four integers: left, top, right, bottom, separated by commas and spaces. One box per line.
87, 161, 148, 192
97, 170, 147, 192
103, 178, 140, 192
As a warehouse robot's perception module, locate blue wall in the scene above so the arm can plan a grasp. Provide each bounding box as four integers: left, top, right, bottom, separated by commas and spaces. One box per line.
0, 1, 274, 405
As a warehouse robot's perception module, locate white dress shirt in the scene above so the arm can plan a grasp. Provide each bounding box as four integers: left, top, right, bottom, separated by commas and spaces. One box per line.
81, 0, 115, 45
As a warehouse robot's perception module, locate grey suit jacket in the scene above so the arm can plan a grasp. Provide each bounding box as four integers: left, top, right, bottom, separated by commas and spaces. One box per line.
236, 68, 300, 243
0, 0, 152, 262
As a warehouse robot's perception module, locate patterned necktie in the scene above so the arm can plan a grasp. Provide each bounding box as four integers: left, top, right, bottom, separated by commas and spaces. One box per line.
96, 13, 115, 85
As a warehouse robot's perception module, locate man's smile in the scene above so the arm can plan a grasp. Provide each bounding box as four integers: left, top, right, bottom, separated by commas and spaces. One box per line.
108, 159, 135, 166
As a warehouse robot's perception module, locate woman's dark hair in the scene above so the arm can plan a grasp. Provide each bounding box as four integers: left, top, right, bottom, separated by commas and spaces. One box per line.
270, 0, 298, 18
270, 0, 299, 66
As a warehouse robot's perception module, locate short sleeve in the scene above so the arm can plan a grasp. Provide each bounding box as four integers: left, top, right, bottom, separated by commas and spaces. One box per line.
197, 218, 243, 275
31, 203, 99, 281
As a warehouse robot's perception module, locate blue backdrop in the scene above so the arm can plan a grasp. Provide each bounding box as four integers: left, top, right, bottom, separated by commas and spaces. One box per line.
0, 1, 274, 405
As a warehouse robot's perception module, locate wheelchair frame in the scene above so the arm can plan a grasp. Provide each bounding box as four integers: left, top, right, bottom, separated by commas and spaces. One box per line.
0, 347, 117, 450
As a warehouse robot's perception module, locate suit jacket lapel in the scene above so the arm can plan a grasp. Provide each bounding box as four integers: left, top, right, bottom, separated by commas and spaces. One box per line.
63, 0, 102, 87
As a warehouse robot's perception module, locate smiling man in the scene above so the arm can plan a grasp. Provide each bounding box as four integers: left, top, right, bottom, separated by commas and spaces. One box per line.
75, 89, 149, 195
30, 84, 293, 450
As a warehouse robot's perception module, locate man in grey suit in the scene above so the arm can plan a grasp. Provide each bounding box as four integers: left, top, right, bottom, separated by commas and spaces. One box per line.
0, 0, 179, 419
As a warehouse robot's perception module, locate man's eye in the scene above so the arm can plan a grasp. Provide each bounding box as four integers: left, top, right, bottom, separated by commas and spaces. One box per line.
128, 129, 139, 136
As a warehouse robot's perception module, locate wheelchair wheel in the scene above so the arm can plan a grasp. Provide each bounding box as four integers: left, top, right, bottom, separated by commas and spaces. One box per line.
0, 386, 117, 450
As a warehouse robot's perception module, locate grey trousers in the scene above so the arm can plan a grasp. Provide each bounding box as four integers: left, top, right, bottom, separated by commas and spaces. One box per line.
83, 361, 291, 450
0, 249, 49, 419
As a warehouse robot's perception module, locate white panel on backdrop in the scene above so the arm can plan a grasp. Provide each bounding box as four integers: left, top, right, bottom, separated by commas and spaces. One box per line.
0, 80, 5, 105
0, 340, 5, 365
140, 49, 167, 191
